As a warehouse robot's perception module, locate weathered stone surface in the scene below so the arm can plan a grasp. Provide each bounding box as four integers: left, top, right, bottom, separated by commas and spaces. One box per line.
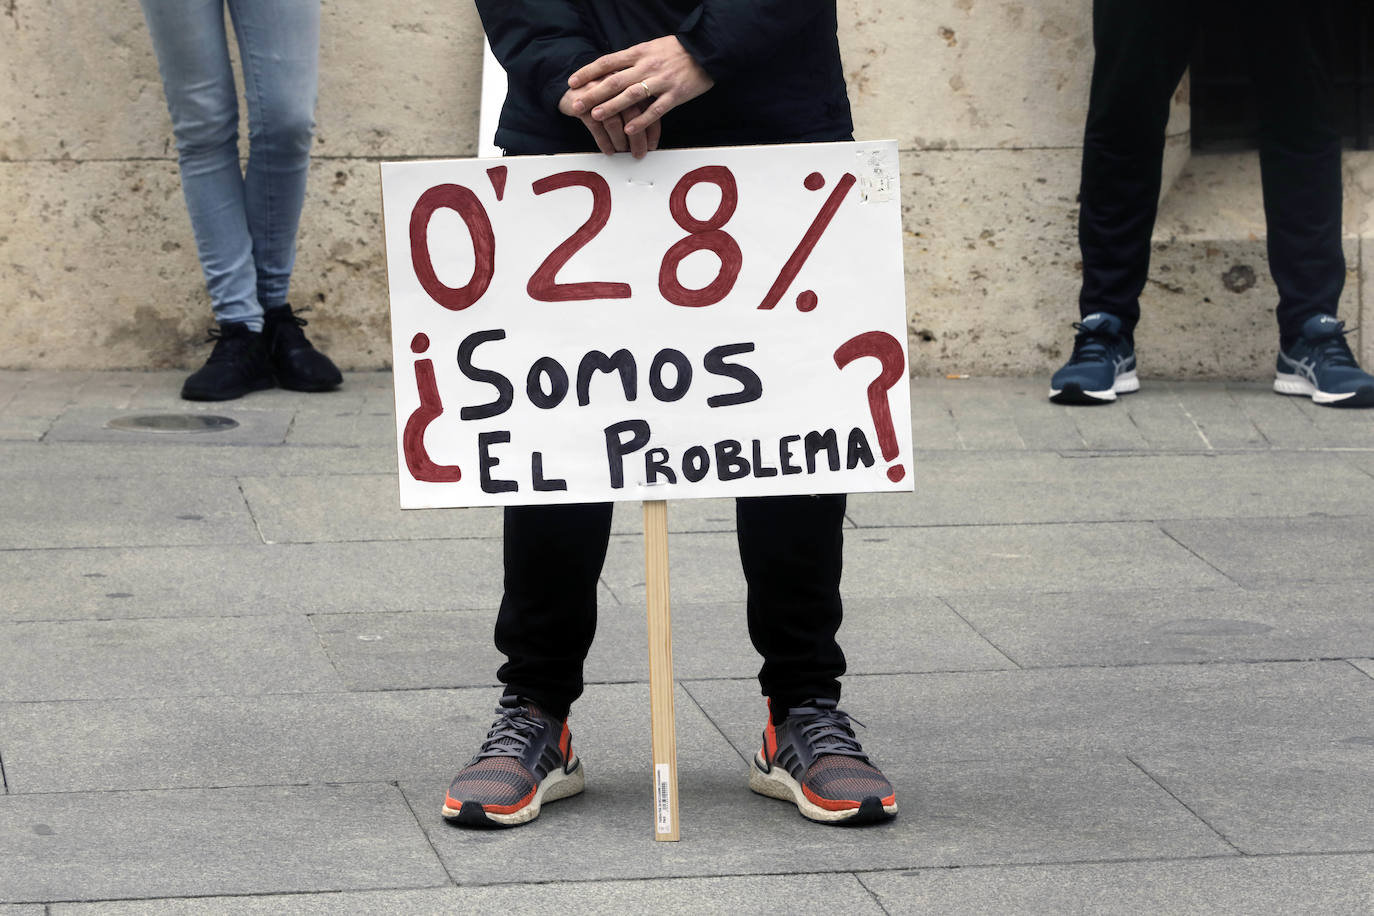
1161, 516, 1374, 588
0, 2, 484, 161
52, 876, 888, 916
687, 663, 1374, 764
0, 474, 260, 550
0, 540, 509, 622
0, 616, 343, 701
0, 784, 447, 903
847, 450, 1374, 528
838, 0, 1181, 151
310, 594, 1011, 691
947, 583, 1374, 668
1132, 745, 1374, 855
861, 854, 1374, 915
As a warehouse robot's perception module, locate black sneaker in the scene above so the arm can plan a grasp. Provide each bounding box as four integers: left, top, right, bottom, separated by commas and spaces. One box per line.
180, 323, 274, 401
749, 698, 897, 825
1274, 313, 1374, 408
442, 696, 584, 828
263, 304, 342, 392
1048, 312, 1139, 405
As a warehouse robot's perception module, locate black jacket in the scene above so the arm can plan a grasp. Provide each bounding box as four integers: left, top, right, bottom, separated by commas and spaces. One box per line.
475, 0, 853, 154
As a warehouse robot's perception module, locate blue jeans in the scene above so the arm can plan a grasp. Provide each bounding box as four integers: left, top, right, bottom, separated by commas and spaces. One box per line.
140, 0, 319, 331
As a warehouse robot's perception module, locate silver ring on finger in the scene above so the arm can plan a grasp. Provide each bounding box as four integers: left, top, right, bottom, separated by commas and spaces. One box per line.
640, 81, 653, 99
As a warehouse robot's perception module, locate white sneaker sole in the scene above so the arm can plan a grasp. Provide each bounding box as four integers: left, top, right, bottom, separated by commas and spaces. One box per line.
1274, 372, 1360, 405
1049, 369, 1140, 404
748, 754, 897, 823
442, 757, 584, 826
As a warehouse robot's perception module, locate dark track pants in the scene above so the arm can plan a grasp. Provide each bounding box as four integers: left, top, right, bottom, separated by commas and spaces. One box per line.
494, 495, 848, 720
1078, 0, 1344, 346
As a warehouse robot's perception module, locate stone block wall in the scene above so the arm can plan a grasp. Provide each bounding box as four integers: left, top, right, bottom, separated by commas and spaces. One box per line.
1, 0, 1367, 378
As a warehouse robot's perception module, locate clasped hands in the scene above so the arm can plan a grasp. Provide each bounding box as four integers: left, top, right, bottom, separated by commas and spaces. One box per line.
557, 35, 714, 159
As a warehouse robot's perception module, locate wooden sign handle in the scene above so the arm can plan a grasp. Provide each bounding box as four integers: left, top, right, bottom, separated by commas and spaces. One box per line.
643, 499, 680, 841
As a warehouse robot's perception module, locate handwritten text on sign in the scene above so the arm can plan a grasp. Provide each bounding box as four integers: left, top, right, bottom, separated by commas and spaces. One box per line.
381, 141, 912, 508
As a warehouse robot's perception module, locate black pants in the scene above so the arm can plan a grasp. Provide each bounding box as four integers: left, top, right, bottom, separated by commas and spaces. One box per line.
494, 495, 848, 721
1078, 0, 1344, 346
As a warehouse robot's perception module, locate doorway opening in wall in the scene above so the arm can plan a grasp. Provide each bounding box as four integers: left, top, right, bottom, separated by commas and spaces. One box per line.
1190, 0, 1372, 151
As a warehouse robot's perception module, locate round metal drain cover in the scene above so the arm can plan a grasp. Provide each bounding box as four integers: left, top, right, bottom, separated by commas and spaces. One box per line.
106, 413, 239, 433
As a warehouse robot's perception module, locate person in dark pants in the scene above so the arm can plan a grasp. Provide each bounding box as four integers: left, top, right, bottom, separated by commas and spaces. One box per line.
442, 0, 897, 829
1049, 0, 1374, 408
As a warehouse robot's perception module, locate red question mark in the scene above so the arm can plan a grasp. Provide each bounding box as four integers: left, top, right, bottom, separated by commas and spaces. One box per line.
833, 331, 907, 483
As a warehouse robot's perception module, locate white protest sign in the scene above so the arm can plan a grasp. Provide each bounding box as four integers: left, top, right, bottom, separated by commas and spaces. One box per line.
381, 140, 911, 509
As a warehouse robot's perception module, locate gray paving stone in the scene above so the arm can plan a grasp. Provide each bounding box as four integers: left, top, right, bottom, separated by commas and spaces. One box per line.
1133, 745, 1374, 855
0, 416, 49, 441
939, 384, 1029, 450
946, 583, 1374, 667
838, 522, 1231, 595
0, 616, 343, 701
848, 451, 1374, 527
43, 407, 294, 446
1352, 659, 1374, 680
52, 875, 886, 915
603, 522, 1231, 606
0, 689, 478, 793
0, 907, 44, 915
310, 595, 1012, 691
908, 379, 964, 451
685, 663, 1374, 764
284, 406, 397, 447
0, 784, 447, 903
0, 540, 509, 622
1068, 399, 1150, 450
0, 442, 396, 479
405, 718, 1229, 883
860, 853, 1374, 915
1232, 392, 1323, 450
1162, 516, 1374, 587
0, 371, 95, 415
1010, 401, 1089, 451
1117, 388, 1215, 450
240, 474, 502, 544
0, 475, 261, 550
1165, 382, 1271, 449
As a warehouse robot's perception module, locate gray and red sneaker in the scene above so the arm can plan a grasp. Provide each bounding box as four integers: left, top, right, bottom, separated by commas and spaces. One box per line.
749, 697, 897, 824
442, 696, 584, 827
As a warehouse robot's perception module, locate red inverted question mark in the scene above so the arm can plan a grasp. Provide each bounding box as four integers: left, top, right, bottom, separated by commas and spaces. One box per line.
402, 333, 462, 483
833, 331, 907, 482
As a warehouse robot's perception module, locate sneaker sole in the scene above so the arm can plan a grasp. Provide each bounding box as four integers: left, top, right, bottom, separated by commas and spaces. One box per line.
1273, 373, 1374, 408
1048, 370, 1139, 406
749, 754, 896, 825
441, 758, 584, 828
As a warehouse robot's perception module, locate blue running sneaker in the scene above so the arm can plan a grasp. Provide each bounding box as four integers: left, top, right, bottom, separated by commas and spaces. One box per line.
1274, 314, 1374, 408
1048, 312, 1139, 405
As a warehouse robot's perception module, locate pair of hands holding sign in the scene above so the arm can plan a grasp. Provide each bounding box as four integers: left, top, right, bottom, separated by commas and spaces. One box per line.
558, 36, 714, 159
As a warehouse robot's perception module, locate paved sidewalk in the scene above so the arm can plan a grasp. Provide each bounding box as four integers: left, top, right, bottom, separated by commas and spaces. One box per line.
1, 370, 1372, 913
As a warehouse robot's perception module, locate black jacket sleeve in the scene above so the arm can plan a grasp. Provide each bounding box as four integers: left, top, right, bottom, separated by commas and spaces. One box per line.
674, 1, 831, 84
475, 0, 606, 117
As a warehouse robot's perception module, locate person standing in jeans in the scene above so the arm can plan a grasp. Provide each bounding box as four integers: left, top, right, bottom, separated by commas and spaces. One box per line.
1049, 0, 1374, 408
140, 0, 341, 401
442, 0, 898, 829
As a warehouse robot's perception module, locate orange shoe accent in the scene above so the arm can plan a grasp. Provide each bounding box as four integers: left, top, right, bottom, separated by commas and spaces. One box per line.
762, 700, 778, 761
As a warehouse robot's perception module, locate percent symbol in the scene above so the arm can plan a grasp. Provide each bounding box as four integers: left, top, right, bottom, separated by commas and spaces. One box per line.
758, 171, 858, 312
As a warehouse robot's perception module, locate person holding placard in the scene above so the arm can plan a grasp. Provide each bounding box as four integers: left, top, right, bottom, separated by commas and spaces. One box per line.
139, 0, 342, 401
1049, 0, 1373, 407
444, 0, 897, 829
